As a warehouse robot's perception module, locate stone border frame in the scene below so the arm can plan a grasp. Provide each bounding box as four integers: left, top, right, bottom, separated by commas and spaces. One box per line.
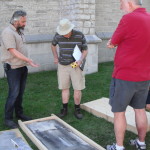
18, 114, 105, 150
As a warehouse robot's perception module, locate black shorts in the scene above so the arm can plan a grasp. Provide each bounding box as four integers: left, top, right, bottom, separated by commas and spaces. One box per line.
109, 78, 150, 112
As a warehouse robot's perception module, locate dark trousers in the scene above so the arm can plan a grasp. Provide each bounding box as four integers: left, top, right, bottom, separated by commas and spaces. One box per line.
4, 65, 28, 120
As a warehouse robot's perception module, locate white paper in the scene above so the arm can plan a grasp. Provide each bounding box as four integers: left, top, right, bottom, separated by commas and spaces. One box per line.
72, 45, 82, 61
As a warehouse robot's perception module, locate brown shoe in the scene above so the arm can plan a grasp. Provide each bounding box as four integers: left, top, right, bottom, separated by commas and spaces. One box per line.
74, 108, 83, 119
57, 108, 68, 118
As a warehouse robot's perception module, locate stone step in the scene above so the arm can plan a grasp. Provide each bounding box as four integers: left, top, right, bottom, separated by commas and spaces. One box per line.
81, 97, 150, 134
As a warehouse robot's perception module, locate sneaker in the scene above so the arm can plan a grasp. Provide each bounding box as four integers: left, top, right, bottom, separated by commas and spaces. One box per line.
106, 143, 125, 150
129, 139, 146, 150
57, 108, 68, 118
74, 108, 83, 119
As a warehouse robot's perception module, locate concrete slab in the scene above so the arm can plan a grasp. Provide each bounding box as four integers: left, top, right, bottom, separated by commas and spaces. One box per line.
0, 129, 32, 150
81, 97, 150, 134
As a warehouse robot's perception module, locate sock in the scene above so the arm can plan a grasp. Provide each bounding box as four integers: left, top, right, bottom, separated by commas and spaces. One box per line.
116, 144, 125, 150
63, 103, 68, 109
75, 104, 80, 109
137, 139, 145, 145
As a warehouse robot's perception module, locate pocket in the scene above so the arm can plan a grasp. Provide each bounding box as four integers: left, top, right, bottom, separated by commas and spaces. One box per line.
3, 63, 11, 71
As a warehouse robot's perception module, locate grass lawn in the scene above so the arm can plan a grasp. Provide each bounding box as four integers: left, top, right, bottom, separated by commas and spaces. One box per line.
0, 62, 150, 150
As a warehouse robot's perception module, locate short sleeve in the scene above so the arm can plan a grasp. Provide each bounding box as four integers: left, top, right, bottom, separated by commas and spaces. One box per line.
1, 30, 16, 50
81, 34, 88, 51
111, 16, 127, 45
52, 33, 59, 46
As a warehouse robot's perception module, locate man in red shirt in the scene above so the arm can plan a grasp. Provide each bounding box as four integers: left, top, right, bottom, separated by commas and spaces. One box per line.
106, 0, 150, 150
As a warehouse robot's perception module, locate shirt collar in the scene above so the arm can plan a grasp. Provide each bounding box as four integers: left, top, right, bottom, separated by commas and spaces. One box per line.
133, 7, 146, 13
9, 24, 17, 32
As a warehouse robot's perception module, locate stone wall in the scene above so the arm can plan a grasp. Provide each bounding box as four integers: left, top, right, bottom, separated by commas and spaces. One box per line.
0, 0, 60, 35
0, 0, 150, 35
96, 0, 150, 33
0, 0, 96, 36
59, 0, 95, 35
0, 0, 150, 77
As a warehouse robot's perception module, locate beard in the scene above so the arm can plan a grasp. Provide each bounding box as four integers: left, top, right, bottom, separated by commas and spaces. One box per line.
17, 26, 25, 34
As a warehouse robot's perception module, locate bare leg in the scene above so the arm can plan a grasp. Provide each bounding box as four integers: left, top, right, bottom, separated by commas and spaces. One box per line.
74, 90, 82, 105
62, 89, 70, 103
146, 104, 150, 110
134, 109, 148, 142
114, 112, 126, 146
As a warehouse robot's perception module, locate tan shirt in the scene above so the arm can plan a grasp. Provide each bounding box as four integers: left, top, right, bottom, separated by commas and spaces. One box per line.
1, 24, 29, 69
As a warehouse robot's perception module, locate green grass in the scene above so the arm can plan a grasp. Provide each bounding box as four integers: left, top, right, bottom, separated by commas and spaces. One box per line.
0, 62, 150, 150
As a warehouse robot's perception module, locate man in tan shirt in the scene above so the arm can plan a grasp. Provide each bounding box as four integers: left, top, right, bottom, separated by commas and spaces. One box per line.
1, 10, 38, 129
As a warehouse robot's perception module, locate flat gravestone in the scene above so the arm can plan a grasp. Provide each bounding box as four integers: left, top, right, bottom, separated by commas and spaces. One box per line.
0, 129, 32, 150
19, 115, 105, 150
81, 97, 150, 134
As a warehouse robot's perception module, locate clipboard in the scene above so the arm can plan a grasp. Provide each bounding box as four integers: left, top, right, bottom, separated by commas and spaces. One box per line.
72, 45, 86, 71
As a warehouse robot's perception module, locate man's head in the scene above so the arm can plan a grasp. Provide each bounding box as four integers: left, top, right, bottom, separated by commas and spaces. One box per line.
10, 10, 27, 31
56, 19, 75, 37
120, 0, 142, 13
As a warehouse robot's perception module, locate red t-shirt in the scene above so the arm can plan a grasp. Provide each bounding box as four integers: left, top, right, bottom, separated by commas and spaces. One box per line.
111, 8, 150, 81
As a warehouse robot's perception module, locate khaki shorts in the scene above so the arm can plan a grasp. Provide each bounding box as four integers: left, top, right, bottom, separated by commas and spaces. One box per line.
57, 64, 85, 90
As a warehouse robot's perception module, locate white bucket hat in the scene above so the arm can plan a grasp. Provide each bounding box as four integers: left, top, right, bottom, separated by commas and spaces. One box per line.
56, 19, 75, 35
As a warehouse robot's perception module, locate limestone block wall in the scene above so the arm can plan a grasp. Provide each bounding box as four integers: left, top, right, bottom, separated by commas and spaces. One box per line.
95, 0, 150, 33
59, 0, 95, 35
95, 0, 122, 33
0, 0, 60, 35
0, 0, 96, 36
98, 40, 116, 63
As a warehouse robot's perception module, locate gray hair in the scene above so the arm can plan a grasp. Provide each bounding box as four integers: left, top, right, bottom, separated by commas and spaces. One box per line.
135, 0, 142, 5
10, 10, 27, 24
126, 0, 142, 5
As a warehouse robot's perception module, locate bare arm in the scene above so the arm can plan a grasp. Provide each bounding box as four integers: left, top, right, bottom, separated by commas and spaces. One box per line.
9, 48, 39, 67
76, 50, 88, 66
51, 44, 59, 64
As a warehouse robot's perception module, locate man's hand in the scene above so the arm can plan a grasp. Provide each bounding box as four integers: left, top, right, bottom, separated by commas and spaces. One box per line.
75, 50, 88, 67
107, 39, 115, 48
28, 59, 39, 67
8, 48, 39, 67
54, 57, 58, 64
76, 60, 82, 67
